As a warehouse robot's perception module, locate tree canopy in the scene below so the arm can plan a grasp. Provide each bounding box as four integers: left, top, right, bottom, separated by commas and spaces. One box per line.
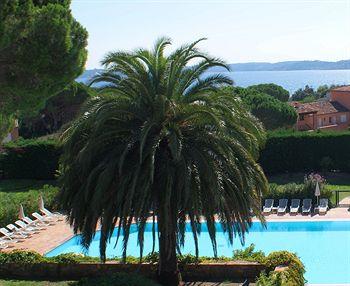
291, 84, 341, 102
0, 0, 88, 117
230, 87, 297, 130
247, 83, 290, 102
19, 82, 95, 138
58, 38, 268, 286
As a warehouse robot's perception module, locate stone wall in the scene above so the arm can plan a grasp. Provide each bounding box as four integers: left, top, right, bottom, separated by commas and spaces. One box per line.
0, 262, 265, 282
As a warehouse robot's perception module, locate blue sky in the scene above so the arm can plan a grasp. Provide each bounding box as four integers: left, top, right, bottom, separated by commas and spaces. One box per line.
71, 0, 350, 69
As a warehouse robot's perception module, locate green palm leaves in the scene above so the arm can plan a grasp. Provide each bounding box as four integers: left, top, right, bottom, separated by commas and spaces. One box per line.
59, 37, 268, 274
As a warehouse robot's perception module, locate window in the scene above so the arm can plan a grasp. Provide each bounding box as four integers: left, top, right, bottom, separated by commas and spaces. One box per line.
299, 115, 305, 121
340, 114, 347, 123
329, 117, 332, 124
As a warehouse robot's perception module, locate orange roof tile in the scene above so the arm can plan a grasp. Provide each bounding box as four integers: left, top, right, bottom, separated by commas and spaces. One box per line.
289, 100, 349, 115
331, 85, 350, 92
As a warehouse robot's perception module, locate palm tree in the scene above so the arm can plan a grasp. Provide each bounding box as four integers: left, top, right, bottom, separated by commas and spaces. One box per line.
59, 37, 268, 286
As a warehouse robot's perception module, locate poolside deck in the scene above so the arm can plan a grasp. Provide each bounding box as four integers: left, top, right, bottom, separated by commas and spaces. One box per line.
1, 207, 349, 255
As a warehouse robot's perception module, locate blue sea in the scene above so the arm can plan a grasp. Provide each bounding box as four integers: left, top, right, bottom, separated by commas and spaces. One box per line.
207, 69, 350, 93
78, 69, 350, 94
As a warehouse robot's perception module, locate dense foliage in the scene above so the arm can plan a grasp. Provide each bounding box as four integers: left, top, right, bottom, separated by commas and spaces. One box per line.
291, 84, 342, 102
248, 83, 290, 102
58, 38, 268, 285
0, 0, 87, 131
231, 87, 297, 130
260, 130, 350, 174
0, 184, 59, 227
266, 183, 332, 206
20, 82, 95, 138
0, 139, 61, 179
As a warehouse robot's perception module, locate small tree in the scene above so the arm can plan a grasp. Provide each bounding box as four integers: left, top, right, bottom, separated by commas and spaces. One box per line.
59, 38, 268, 286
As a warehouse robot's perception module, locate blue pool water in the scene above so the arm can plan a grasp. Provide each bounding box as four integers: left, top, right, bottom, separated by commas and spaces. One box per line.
46, 220, 350, 284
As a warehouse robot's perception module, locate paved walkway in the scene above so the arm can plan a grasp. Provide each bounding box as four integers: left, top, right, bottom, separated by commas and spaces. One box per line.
1, 207, 349, 255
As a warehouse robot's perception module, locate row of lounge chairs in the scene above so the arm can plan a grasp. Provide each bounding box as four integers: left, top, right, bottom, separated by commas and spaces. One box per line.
263, 198, 329, 215
0, 198, 64, 250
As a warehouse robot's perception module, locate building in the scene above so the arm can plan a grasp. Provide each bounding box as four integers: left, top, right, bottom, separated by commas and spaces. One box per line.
291, 86, 350, 131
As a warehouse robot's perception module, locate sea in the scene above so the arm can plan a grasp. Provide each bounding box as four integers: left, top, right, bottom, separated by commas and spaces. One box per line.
78, 69, 350, 94
209, 69, 350, 94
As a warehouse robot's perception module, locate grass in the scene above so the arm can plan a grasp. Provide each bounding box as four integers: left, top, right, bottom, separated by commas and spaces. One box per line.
0, 281, 72, 286
0, 179, 56, 193
268, 172, 350, 203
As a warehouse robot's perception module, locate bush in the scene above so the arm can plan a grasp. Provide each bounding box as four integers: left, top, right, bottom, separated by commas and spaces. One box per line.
0, 184, 59, 226
0, 250, 46, 264
256, 271, 285, 286
232, 244, 266, 263
260, 131, 350, 174
266, 182, 332, 206
0, 138, 61, 180
265, 251, 306, 286
71, 273, 161, 286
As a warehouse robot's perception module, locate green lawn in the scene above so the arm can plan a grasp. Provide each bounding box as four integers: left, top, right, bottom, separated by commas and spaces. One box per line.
268, 172, 350, 203
0, 281, 72, 286
0, 179, 56, 193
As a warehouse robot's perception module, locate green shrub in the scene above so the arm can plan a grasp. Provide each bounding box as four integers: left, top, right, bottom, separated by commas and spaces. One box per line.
50, 253, 83, 264
256, 271, 285, 286
71, 273, 161, 286
232, 244, 266, 264
0, 251, 46, 264
265, 251, 306, 286
265, 182, 332, 206
0, 138, 61, 180
260, 131, 350, 174
0, 184, 59, 226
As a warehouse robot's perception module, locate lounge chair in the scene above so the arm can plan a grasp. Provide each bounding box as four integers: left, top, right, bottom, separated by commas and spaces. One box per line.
302, 199, 312, 215
0, 239, 9, 249
6, 224, 32, 237
319, 199, 329, 215
277, 199, 288, 215
290, 199, 300, 215
262, 199, 274, 215
39, 196, 64, 221
0, 227, 24, 241
32, 212, 56, 224
15, 220, 41, 233
21, 216, 48, 228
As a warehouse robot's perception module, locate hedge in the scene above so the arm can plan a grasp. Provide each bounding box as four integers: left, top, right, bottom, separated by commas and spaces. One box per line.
260, 131, 350, 174
2, 131, 350, 180
0, 138, 61, 180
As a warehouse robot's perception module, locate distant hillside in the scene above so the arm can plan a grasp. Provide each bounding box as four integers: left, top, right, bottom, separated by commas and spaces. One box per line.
77, 60, 350, 83
221, 60, 350, 72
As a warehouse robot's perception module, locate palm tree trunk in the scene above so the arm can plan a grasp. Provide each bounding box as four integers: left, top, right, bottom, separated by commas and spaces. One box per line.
157, 207, 182, 286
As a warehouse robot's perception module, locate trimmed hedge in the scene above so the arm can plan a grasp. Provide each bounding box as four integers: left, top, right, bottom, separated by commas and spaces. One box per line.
2, 131, 350, 180
0, 138, 61, 180
260, 131, 350, 174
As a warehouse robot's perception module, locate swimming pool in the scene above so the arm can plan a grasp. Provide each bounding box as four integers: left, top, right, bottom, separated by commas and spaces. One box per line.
46, 220, 350, 284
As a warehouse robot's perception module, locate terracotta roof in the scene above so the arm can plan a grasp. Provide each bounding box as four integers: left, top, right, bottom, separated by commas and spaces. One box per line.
289, 100, 349, 115
331, 85, 350, 92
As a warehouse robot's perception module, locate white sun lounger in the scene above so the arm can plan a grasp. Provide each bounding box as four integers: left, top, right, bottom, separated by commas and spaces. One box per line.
0, 227, 25, 241
290, 199, 300, 215
0, 239, 9, 249
6, 224, 32, 237
262, 199, 274, 215
32, 212, 56, 224
319, 199, 329, 215
277, 199, 288, 215
15, 220, 41, 233
302, 199, 312, 215
21, 216, 48, 229
39, 196, 64, 221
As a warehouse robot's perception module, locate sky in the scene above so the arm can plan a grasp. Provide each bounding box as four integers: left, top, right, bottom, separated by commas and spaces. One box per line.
71, 0, 350, 69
